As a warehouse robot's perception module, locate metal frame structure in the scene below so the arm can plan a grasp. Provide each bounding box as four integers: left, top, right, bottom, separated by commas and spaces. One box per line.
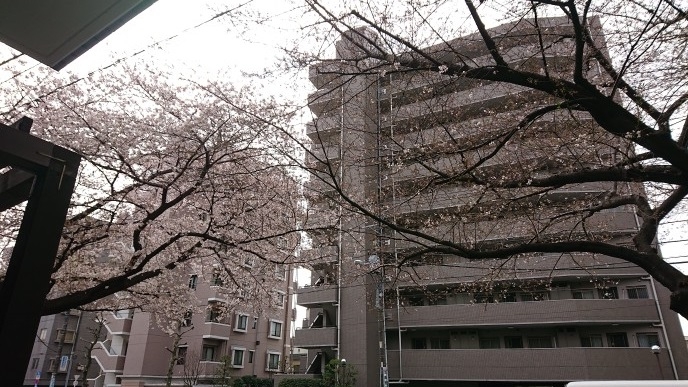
0, 118, 81, 386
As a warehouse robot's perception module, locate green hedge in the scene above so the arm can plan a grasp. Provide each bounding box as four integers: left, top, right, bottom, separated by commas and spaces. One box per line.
233, 375, 274, 387
277, 378, 322, 387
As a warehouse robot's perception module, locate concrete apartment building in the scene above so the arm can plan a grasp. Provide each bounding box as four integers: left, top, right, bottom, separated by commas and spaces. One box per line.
23, 310, 103, 387
25, 262, 293, 387
295, 17, 688, 387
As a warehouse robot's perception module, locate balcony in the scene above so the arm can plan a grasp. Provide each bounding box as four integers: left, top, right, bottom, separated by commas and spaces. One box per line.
91, 342, 126, 372
301, 246, 338, 270
202, 322, 231, 340
385, 299, 658, 329
306, 115, 341, 140
296, 285, 338, 307
387, 347, 672, 381
293, 326, 338, 348
104, 313, 132, 334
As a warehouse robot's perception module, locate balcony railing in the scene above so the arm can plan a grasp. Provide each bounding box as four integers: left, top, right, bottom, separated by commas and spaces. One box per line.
91, 342, 126, 372
296, 285, 338, 307
385, 299, 658, 328
293, 326, 338, 348
386, 347, 672, 381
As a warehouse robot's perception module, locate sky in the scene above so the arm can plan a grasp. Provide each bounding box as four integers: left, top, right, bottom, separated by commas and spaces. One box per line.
8, 0, 688, 332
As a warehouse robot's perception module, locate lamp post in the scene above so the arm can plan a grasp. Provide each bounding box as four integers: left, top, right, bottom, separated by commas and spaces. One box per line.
340, 358, 347, 387
651, 345, 664, 379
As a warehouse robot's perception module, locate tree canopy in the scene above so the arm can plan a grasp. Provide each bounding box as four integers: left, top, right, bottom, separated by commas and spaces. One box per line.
0, 62, 303, 315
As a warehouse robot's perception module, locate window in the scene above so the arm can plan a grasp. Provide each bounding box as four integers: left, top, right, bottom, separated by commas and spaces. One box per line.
572, 289, 595, 299
580, 335, 604, 347
479, 337, 501, 349
31, 358, 39, 370
520, 292, 549, 301
231, 348, 245, 368
253, 317, 258, 329
607, 332, 629, 347
428, 296, 448, 306
473, 292, 495, 303
202, 345, 217, 361
275, 264, 287, 280
627, 286, 649, 299
269, 320, 283, 339
176, 347, 188, 365
235, 314, 248, 332
267, 352, 280, 371
411, 338, 427, 349
504, 336, 523, 348
429, 338, 450, 349
248, 350, 254, 363
528, 336, 554, 348
55, 329, 75, 344
275, 291, 286, 308
211, 269, 224, 287
206, 303, 223, 323
637, 333, 660, 347
599, 287, 619, 299
188, 275, 198, 290
181, 311, 193, 327
39, 328, 47, 341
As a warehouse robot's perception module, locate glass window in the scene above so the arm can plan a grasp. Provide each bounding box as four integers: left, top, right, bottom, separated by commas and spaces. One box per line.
607, 332, 629, 347
580, 335, 604, 347
275, 264, 287, 280
232, 348, 245, 367
176, 347, 187, 365
627, 286, 649, 299
182, 311, 192, 327
572, 290, 595, 299
202, 345, 216, 361
275, 292, 286, 308
188, 275, 198, 289
411, 338, 427, 349
429, 338, 450, 349
473, 292, 495, 303
39, 328, 47, 341
599, 287, 619, 299
31, 358, 39, 369
408, 295, 424, 306
479, 337, 500, 349
56, 329, 75, 344
206, 304, 223, 323
528, 336, 554, 348
211, 269, 224, 287
269, 321, 282, 338
248, 350, 254, 363
520, 292, 549, 301
235, 314, 248, 332
267, 352, 280, 371
637, 333, 660, 347
504, 336, 523, 348
427, 296, 447, 306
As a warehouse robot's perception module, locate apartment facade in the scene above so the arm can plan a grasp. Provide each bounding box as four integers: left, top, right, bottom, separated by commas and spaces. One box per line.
23, 310, 103, 387
26, 261, 293, 387
295, 17, 688, 387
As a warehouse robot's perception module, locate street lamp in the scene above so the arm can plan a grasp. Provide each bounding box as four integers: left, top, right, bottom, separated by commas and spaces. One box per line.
340, 359, 347, 387
651, 345, 664, 379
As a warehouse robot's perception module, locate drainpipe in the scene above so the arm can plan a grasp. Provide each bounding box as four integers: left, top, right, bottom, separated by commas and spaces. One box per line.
336, 81, 344, 362
649, 277, 678, 379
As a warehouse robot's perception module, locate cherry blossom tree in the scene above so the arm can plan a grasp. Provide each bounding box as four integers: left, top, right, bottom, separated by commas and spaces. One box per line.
283, 0, 688, 318
0, 61, 303, 315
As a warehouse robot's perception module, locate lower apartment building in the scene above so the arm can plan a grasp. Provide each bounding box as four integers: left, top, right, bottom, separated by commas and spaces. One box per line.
26, 264, 293, 387
295, 16, 688, 387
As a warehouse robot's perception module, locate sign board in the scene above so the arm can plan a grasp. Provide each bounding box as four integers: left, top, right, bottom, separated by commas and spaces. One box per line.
59, 355, 69, 372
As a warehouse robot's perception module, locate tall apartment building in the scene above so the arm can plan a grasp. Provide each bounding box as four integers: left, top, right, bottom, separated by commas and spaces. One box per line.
295, 17, 688, 387
25, 262, 293, 387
